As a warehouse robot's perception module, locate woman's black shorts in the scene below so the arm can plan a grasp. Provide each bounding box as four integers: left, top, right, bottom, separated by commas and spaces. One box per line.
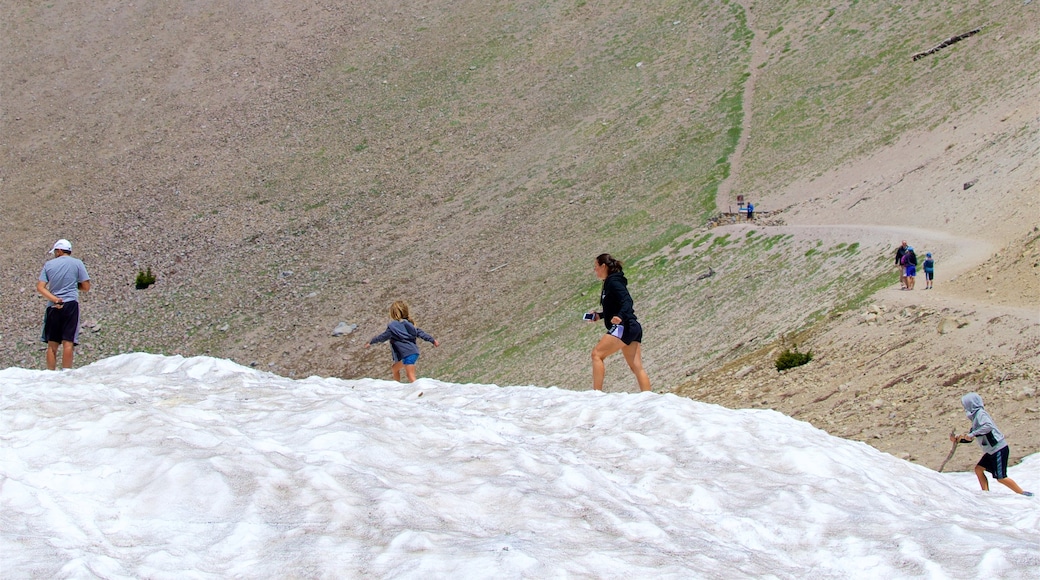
607, 320, 643, 345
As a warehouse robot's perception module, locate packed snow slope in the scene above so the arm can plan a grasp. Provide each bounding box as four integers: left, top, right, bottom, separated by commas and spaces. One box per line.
2, 354, 1037, 578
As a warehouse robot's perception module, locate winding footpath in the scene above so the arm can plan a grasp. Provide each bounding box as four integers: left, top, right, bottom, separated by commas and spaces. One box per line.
713, 1, 1034, 321
715, 0, 766, 210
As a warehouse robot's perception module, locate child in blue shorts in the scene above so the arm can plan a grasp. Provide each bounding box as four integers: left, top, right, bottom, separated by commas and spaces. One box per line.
365, 300, 439, 382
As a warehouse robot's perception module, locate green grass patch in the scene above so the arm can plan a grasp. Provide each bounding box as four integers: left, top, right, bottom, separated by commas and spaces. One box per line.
675, 232, 714, 252
709, 233, 735, 249
837, 267, 897, 313
628, 223, 694, 260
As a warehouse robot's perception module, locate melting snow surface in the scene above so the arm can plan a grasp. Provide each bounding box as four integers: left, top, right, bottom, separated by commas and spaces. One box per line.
2, 354, 1037, 578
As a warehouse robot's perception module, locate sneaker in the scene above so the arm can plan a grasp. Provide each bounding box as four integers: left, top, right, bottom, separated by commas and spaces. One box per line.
1023, 491, 1034, 497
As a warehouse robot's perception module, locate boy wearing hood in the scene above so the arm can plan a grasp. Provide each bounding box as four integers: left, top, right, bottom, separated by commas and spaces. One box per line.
951, 393, 1033, 496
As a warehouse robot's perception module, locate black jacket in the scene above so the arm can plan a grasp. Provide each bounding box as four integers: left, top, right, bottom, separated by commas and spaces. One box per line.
599, 272, 637, 330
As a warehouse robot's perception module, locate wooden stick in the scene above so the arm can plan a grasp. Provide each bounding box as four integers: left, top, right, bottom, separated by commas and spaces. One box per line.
938, 428, 960, 472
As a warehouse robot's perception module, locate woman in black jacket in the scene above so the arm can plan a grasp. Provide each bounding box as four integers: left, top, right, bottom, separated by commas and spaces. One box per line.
587, 253, 651, 392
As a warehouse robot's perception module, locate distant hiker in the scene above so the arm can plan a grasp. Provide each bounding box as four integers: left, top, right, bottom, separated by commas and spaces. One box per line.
36, 239, 91, 370
901, 246, 917, 290
587, 254, 651, 392
895, 240, 909, 289
746, 202, 754, 221
923, 252, 935, 290
951, 393, 1033, 496
365, 300, 439, 383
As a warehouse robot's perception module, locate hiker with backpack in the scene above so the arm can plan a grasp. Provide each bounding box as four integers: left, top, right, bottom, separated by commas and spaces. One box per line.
923, 252, 935, 290
900, 245, 918, 290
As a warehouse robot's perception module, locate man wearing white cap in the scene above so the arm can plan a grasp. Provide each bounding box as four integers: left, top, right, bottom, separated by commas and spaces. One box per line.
36, 239, 91, 369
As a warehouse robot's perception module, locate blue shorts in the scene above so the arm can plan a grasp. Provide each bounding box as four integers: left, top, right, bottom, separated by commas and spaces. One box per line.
400, 353, 419, 365
905, 265, 916, 277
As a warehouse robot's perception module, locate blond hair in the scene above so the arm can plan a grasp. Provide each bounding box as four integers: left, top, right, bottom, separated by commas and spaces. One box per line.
389, 300, 412, 322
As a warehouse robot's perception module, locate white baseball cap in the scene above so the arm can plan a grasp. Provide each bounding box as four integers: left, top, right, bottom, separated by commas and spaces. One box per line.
50, 239, 72, 254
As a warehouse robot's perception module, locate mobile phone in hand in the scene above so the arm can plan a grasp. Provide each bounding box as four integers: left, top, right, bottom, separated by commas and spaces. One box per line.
582, 312, 596, 321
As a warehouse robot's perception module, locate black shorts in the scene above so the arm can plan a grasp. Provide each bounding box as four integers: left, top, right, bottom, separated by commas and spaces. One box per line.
977, 446, 1010, 479
607, 320, 643, 345
43, 301, 80, 345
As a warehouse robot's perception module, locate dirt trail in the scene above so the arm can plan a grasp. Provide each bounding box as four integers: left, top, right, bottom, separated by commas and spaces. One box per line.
712, 223, 996, 289
712, 0, 1028, 317
716, 0, 765, 209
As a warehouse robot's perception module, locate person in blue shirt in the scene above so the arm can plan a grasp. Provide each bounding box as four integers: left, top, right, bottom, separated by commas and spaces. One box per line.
37, 239, 91, 370
923, 252, 935, 289
365, 300, 439, 382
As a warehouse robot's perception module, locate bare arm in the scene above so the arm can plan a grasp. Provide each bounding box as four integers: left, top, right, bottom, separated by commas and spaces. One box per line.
36, 280, 62, 305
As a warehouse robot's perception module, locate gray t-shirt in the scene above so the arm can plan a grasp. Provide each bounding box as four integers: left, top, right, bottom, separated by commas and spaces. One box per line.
39, 255, 90, 304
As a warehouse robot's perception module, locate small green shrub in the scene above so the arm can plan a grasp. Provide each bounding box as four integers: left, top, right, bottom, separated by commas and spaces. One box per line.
135, 267, 156, 290
775, 345, 812, 372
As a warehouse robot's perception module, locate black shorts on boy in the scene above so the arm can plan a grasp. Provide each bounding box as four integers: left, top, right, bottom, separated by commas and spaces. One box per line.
978, 446, 1010, 480
43, 301, 80, 345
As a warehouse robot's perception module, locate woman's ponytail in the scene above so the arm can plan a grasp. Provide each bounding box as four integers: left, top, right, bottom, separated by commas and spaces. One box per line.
595, 253, 623, 275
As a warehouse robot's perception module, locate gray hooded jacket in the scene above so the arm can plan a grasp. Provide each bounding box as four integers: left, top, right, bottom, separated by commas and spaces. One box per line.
961, 392, 1008, 455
